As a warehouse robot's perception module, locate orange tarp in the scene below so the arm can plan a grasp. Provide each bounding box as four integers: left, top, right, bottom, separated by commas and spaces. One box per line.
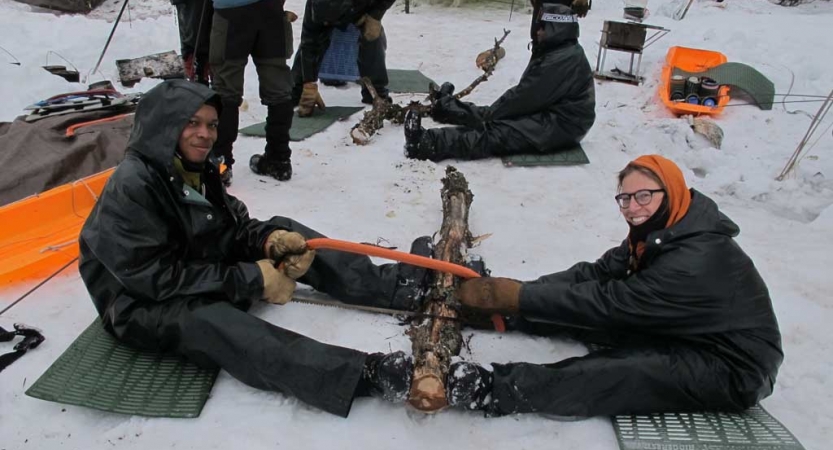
659, 46, 731, 116
0, 168, 113, 287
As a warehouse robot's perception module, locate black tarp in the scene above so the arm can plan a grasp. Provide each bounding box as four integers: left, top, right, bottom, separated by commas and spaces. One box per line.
0, 109, 134, 207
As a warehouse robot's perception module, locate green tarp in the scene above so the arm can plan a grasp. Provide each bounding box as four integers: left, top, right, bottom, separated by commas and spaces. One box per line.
26, 320, 218, 418
387, 69, 436, 94
502, 145, 589, 167
238, 106, 364, 140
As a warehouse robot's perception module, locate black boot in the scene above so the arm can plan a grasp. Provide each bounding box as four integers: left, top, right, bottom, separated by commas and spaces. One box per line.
390, 236, 433, 311
355, 351, 413, 402
250, 102, 293, 181
250, 154, 292, 181
361, 89, 392, 105
447, 361, 493, 411
404, 110, 440, 161
404, 109, 424, 157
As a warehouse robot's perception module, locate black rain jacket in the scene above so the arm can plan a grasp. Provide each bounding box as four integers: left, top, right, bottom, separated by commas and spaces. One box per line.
79, 80, 277, 333
519, 190, 783, 404
430, 3, 595, 154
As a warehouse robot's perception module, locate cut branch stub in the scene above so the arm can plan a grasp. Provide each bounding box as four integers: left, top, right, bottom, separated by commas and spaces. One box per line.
407, 166, 473, 413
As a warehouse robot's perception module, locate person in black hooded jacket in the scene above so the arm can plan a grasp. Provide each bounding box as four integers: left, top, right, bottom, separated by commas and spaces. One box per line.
403, 0, 595, 162
439, 155, 783, 417
78, 79, 430, 417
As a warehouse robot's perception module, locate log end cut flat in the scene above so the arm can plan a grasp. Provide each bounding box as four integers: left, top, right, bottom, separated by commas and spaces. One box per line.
408, 373, 448, 412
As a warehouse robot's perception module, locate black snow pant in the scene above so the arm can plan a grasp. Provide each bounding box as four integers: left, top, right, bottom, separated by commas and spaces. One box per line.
488, 320, 761, 417
424, 96, 580, 162
173, 0, 213, 62
106, 217, 409, 418
291, 19, 389, 103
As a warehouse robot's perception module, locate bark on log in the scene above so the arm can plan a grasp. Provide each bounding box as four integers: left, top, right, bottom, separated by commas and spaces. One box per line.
407, 166, 473, 412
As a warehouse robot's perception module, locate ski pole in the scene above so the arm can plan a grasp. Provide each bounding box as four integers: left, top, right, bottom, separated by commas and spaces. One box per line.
91, 0, 130, 78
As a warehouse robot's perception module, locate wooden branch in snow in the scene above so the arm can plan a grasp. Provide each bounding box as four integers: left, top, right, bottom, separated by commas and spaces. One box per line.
350, 30, 509, 145
454, 29, 510, 100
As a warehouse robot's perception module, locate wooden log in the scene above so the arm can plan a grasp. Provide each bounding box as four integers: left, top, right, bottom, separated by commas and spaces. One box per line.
407, 166, 473, 412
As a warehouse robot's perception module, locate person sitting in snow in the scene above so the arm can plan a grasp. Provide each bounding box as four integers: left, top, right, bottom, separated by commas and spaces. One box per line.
442, 155, 783, 417
403, 0, 595, 162
79, 80, 429, 418
290, 0, 395, 116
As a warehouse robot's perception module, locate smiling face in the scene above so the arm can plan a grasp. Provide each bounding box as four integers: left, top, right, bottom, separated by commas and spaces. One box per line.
178, 104, 218, 164
619, 170, 665, 226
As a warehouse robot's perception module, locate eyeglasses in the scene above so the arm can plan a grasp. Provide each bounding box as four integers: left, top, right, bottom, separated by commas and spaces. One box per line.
614, 189, 665, 209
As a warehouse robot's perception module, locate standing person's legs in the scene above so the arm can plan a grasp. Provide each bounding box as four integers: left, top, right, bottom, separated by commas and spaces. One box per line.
110, 297, 367, 417
358, 27, 389, 103
174, 0, 213, 85
290, 2, 334, 105
193, 0, 214, 85
250, 2, 294, 181
208, 10, 249, 176
250, 57, 294, 181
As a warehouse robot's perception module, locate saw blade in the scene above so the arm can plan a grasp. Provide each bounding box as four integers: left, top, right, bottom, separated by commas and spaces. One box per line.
291, 289, 418, 317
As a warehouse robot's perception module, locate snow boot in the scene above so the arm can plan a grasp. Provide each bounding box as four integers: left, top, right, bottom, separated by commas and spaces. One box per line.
404, 109, 425, 156
403, 110, 440, 161
390, 236, 434, 311
250, 101, 293, 181
356, 351, 414, 402
249, 154, 292, 181
361, 86, 391, 105
446, 361, 493, 411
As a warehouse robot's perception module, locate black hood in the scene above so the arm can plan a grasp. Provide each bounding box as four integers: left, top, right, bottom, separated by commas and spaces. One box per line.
669, 189, 740, 240
531, 3, 580, 52
126, 79, 221, 174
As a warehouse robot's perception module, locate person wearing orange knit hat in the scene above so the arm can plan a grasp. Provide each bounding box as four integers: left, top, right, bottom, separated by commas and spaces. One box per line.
445, 154, 783, 418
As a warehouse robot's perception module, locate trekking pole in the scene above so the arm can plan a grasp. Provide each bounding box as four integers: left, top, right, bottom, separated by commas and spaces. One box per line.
0, 257, 79, 317
90, 0, 130, 81
190, 0, 210, 82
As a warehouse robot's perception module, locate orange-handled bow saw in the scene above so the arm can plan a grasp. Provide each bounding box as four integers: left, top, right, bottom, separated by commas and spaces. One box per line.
298, 238, 505, 332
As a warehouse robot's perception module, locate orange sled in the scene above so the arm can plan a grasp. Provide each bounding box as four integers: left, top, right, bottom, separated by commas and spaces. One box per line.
659, 46, 731, 116
0, 168, 114, 288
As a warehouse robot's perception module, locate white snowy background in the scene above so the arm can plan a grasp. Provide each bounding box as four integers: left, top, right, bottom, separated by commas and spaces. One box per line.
0, 0, 831, 448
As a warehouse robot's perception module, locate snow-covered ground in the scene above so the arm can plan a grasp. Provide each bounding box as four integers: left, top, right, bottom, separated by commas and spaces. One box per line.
1, 0, 831, 448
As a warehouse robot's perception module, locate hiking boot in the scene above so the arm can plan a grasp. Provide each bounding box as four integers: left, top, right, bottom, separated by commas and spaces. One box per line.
404, 109, 424, 155
356, 351, 414, 402
321, 78, 347, 87
428, 81, 455, 101
250, 154, 292, 181
446, 361, 493, 411
361, 91, 392, 105
404, 110, 442, 161
390, 236, 433, 311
